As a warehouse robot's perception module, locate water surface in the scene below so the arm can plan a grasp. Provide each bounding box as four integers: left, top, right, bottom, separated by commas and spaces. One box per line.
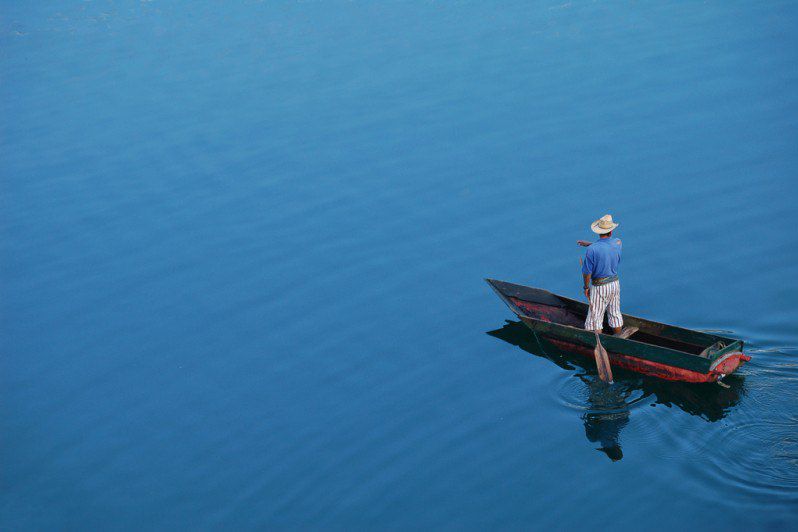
2, 1, 797, 529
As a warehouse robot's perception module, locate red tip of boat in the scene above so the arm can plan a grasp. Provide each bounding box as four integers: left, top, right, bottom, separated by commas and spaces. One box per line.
710, 352, 750, 378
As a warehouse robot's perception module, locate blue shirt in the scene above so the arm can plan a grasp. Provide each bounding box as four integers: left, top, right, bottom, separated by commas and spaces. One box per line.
582, 237, 622, 279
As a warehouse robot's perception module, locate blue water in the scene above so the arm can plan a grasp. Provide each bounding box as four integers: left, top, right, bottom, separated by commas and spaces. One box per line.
2, 1, 798, 529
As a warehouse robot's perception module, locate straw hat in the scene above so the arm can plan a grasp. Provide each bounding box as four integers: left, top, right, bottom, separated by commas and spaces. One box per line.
591, 214, 619, 234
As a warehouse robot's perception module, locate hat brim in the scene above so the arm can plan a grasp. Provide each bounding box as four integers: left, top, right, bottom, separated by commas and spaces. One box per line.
591, 221, 619, 234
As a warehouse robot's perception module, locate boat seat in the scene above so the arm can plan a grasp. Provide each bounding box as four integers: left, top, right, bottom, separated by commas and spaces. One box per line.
699, 341, 726, 359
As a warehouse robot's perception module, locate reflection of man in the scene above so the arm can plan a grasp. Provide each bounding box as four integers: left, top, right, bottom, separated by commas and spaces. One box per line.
584, 412, 628, 461
578, 214, 623, 335
581, 376, 630, 461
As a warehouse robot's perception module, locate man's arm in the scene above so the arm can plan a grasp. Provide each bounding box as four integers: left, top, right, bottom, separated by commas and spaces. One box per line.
577, 240, 591, 247
581, 249, 593, 300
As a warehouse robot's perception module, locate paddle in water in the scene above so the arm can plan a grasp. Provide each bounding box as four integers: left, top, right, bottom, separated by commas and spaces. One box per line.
593, 332, 614, 383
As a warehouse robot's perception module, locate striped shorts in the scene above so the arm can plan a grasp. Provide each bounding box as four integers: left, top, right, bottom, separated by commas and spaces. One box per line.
585, 280, 623, 331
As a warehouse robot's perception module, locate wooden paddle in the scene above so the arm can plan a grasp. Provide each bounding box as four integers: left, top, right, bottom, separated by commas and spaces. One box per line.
594, 332, 614, 383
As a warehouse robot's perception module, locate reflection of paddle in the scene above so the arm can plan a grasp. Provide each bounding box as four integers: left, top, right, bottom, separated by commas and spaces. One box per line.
594, 332, 614, 383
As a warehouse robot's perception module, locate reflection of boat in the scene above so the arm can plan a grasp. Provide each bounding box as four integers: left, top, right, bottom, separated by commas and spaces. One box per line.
486, 279, 750, 383
486, 320, 746, 422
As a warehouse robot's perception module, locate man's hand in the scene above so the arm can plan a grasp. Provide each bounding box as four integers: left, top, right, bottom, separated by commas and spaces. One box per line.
577, 240, 591, 247
584, 287, 590, 300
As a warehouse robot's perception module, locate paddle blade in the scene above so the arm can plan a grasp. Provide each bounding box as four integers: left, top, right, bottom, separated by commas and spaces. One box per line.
593, 332, 614, 383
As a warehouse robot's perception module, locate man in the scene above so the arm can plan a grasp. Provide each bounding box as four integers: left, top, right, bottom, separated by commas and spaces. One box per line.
577, 214, 623, 335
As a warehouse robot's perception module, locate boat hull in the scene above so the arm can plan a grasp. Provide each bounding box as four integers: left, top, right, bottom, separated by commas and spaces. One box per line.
539, 333, 749, 383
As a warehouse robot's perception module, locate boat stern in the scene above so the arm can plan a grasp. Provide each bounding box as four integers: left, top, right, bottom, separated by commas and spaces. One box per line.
709, 351, 751, 380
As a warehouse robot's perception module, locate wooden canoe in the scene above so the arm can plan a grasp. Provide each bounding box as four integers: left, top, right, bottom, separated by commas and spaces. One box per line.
486, 278, 750, 383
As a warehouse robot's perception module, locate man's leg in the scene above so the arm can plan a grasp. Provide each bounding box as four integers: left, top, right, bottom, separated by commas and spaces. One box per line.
607, 281, 623, 335
585, 283, 609, 332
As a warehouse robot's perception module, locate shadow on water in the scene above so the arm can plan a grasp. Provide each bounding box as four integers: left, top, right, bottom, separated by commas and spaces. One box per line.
487, 320, 746, 461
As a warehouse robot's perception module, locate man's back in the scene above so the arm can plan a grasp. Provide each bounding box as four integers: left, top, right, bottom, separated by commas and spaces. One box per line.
582, 237, 622, 279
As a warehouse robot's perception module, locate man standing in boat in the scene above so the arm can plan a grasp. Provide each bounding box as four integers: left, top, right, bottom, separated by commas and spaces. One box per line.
578, 214, 623, 335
